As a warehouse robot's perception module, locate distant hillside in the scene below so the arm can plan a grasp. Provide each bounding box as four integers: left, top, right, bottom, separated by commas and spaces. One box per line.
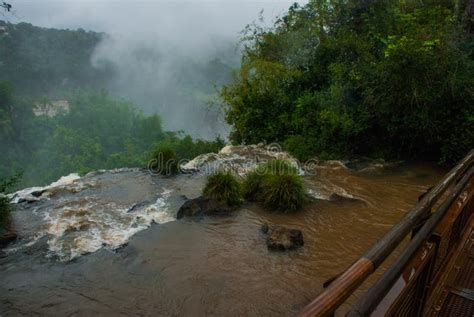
0, 20, 236, 138
0, 21, 114, 97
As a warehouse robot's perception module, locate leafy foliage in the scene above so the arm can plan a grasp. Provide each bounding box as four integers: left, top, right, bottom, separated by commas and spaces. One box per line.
0, 21, 113, 97
0, 84, 223, 188
0, 174, 19, 229
203, 171, 243, 206
0, 195, 9, 229
149, 147, 180, 176
0, 21, 237, 138
221, 0, 474, 164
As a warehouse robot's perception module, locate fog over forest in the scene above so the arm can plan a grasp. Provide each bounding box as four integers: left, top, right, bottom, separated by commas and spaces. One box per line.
6, 0, 305, 138
1, 1, 474, 315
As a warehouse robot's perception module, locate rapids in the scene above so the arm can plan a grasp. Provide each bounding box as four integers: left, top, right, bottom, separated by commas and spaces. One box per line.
0, 146, 445, 316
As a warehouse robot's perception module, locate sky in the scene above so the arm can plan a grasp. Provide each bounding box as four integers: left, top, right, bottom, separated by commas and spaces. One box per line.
3, 0, 309, 138
8, 0, 305, 34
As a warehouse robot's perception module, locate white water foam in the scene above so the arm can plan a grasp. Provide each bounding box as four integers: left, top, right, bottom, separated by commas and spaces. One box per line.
6, 169, 175, 261
183, 144, 302, 175
39, 189, 174, 261
306, 182, 357, 201
8, 173, 82, 203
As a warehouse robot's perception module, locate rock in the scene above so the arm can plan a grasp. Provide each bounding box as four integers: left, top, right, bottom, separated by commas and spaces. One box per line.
0, 231, 17, 247
0, 222, 17, 248
329, 193, 364, 204
31, 189, 47, 198
261, 224, 304, 251
176, 196, 235, 219
127, 201, 150, 213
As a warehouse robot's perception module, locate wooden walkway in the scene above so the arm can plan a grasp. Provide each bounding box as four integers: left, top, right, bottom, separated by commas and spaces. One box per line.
298, 150, 474, 317
425, 217, 474, 317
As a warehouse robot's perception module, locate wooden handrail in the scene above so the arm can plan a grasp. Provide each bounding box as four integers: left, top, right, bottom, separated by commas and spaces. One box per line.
298, 149, 474, 317
347, 166, 474, 316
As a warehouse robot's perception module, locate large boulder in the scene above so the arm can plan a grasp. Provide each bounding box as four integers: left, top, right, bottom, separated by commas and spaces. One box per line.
261, 224, 304, 251
177, 196, 236, 219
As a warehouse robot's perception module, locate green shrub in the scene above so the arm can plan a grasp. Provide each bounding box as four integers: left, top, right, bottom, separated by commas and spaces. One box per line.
149, 147, 180, 176
261, 173, 307, 212
203, 171, 242, 206
283, 135, 317, 162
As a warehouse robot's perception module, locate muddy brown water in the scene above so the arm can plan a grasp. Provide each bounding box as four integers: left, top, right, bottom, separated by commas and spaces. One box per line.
0, 163, 444, 316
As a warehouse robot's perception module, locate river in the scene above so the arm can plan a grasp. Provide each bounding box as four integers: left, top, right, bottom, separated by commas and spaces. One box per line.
0, 147, 445, 316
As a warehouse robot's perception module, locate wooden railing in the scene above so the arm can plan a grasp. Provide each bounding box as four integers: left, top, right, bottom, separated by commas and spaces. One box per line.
298, 149, 474, 317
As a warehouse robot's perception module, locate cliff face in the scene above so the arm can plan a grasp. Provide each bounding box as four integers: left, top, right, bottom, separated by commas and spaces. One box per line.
33, 100, 70, 117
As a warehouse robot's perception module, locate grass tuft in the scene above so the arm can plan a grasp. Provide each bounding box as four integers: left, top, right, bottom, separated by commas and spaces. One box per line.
203, 170, 243, 206
243, 159, 306, 212
242, 170, 265, 201
261, 174, 307, 212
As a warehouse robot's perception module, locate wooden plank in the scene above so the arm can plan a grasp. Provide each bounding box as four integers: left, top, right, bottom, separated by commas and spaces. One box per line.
425, 218, 474, 316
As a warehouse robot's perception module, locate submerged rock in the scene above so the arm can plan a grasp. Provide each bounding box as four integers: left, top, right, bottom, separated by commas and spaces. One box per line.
261, 224, 304, 251
127, 201, 151, 213
176, 196, 236, 219
329, 193, 364, 204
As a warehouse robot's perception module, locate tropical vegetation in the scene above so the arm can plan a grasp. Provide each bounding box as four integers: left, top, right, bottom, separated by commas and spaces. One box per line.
0, 82, 223, 189
221, 0, 474, 163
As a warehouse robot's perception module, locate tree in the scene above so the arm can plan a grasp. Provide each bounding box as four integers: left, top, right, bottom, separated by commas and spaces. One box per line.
220, 0, 474, 163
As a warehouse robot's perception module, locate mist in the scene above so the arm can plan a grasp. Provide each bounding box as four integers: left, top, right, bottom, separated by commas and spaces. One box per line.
9, 0, 306, 138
